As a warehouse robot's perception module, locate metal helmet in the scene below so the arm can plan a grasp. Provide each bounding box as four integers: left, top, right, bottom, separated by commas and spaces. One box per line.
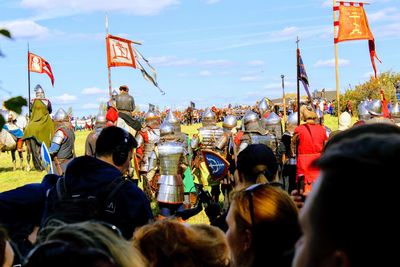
257, 97, 269, 115
264, 112, 281, 126
145, 110, 159, 121
390, 102, 400, 118
202, 108, 216, 126
242, 110, 261, 131
34, 84, 45, 98
96, 114, 106, 126
165, 110, 181, 133
160, 121, 174, 137
222, 115, 237, 129
112, 90, 118, 96
358, 101, 370, 120
366, 100, 383, 116
286, 112, 298, 127
54, 108, 69, 122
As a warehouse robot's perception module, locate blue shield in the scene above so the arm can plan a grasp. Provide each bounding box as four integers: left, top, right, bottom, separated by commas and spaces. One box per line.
40, 142, 53, 174
202, 150, 230, 181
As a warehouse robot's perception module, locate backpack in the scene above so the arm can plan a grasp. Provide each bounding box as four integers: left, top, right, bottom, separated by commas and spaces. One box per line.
42, 176, 128, 227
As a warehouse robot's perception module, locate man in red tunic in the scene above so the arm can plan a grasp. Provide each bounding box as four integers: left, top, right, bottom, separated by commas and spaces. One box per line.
292, 106, 327, 194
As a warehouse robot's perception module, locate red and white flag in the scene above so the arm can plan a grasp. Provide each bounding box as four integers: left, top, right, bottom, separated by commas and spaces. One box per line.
106, 34, 137, 68
28, 52, 55, 86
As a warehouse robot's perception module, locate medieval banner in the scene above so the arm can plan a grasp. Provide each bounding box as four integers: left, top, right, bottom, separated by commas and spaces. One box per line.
333, 2, 381, 78
28, 52, 55, 86
106, 34, 137, 68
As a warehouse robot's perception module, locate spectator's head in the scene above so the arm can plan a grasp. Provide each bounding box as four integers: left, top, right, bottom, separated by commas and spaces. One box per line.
37, 221, 146, 267
133, 219, 230, 267
227, 184, 300, 267
235, 144, 278, 189
293, 134, 400, 267
0, 227, 14, 267
95, 126, 137, 172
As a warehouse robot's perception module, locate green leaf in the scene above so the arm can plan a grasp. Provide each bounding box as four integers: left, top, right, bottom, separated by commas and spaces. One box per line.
0, 29, 12, 39
4, 96, 28, 114
0, 115, 5, 129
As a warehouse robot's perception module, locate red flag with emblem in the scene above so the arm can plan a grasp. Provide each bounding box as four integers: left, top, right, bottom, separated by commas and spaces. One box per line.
333, 2, 381, 78
28, 52, 55, 86
106, 34, 137, 68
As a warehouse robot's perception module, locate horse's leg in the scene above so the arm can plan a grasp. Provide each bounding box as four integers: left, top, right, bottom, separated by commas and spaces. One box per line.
11, 149, 16, 171
26, 140, 31, 171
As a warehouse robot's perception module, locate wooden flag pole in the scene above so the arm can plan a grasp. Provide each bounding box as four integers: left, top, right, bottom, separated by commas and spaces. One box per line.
105, 15, 112, 97
27, 42, 31, 117
333, 0, 341, 120
296, 36, 301, 126
281, 74, 287, 125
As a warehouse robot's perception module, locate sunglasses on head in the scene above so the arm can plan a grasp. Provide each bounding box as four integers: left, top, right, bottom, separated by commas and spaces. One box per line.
244, 182, 283, 230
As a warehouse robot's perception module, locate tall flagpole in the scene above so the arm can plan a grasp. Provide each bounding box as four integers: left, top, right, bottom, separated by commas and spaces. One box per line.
333, 0, 341, 120
106, 15, 112, 97
27, 42, 31, 117
296, 36, 300, 126
281, 74, 287, 124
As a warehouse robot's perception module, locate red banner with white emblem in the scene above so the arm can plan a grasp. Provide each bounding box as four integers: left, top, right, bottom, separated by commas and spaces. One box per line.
106, 34, 137, 68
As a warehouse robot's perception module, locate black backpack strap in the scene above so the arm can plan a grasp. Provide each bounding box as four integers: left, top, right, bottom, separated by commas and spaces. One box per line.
103, 177, 128, 214
56, 176, 67, 200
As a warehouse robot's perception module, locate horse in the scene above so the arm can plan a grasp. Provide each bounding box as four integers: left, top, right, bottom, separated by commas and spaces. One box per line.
0, 114, 31, 171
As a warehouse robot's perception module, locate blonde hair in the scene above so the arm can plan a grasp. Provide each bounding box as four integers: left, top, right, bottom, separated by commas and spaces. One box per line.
230, 185, 300, 266
133, 219, 230, 267
39, 221, 146, 267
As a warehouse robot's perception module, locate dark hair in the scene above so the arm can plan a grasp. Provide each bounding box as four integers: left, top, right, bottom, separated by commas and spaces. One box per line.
311, 134, 400, 266
95, 126, 137, 165
119, 85, 129, 92
237, 144, 278, 182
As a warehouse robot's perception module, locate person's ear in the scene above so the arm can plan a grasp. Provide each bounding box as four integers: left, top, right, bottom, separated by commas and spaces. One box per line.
243, 228, 253, 251
324, 250, 351, 267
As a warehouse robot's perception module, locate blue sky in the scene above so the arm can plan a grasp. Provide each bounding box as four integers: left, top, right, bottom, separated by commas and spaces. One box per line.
0, 0, 399, 116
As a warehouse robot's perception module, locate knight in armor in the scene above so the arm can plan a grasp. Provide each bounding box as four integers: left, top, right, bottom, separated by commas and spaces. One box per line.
191, 108, 224, 202
214, 115, 237, 210
391, 102, 400, 126
48, 108, 75, 175
23, 85, 54, 171
147, 122, 188, 217
238, 110, 278, 155
365, 99, 394, 125
85, 112, 106, 157
135, 109, 161, 190
277, 112, 298, 193
257, 97, 270, 119
115, 85, 141, 135
23, 85, 54, 147
355, 100, 371, 125
263, 111, 282, 140
165, 110, 195, 208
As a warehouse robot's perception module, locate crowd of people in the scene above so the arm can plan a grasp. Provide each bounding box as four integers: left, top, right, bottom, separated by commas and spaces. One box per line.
1, 83, 400, 267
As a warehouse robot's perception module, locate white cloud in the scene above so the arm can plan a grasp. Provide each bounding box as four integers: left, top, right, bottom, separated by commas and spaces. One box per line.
199, 59, 233, 67
265, 81, 295, 89
206, 0, 221, 4
277, 26, 298, 37
21, 0, 180, 16
53, 93, 77, 104
199, 70, 212, 76
314, 58, 350, 68
248, 60, 265, 67
96, 97, 109, 103
0, 20, 49, 39
375, 22, 400, 38
82, 103, 99, 109
369, 7, 399, 22
240, 75, 263, 82
81, 87, 105, 95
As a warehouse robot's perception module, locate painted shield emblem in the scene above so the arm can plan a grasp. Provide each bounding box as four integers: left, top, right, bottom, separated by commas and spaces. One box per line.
40, 142, 53, 174
202, 150, 230, 181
